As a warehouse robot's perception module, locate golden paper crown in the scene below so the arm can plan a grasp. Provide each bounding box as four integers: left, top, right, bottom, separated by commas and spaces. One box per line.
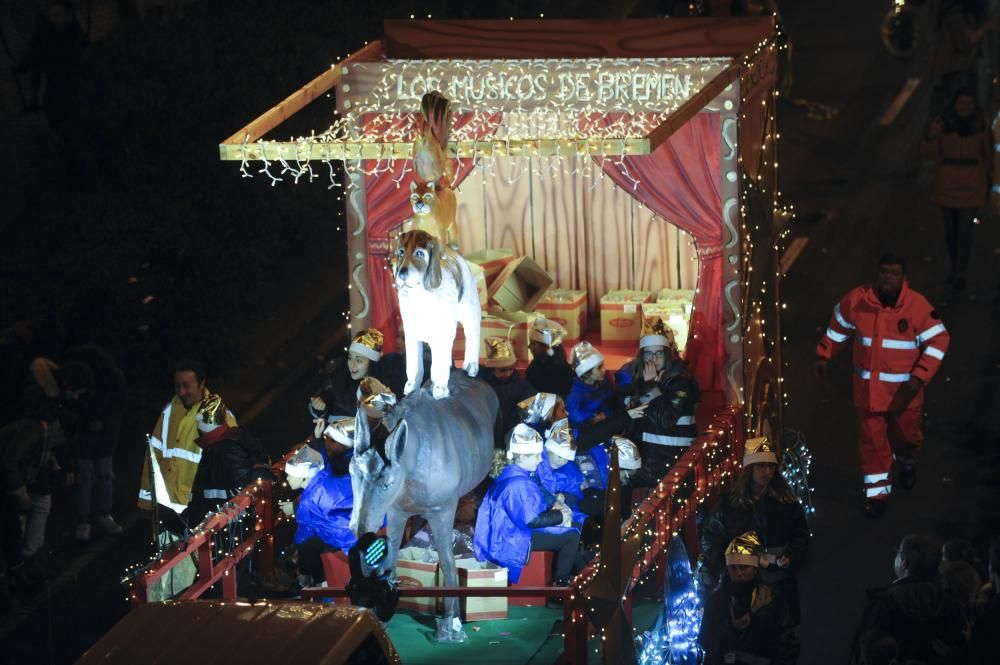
350, 328, 384, 361
743, 436, 778, 467
358, 377, 396, 418
725, 531, 763, 566
570, 341, 604, 378
483, 336, 517, 368
529, 316, 567, 351
196, 393, 226, 432
639, 316, 677, 350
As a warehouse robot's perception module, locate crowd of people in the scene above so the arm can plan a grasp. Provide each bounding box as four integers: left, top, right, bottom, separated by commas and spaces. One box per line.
0, 320, 128, 609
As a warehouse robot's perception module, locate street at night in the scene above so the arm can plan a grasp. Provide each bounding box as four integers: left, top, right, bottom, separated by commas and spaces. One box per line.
2, 1, 999, 664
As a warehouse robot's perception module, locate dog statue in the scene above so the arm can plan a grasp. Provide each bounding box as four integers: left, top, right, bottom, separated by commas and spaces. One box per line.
410, 180, 458, 249
394, 229, 481, 399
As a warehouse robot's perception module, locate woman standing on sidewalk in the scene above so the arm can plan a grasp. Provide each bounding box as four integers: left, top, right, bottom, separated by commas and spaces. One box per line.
921, 87, 991, 289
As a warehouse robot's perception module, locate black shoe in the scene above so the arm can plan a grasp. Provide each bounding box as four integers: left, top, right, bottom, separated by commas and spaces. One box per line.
864, 499, 887, 519
898, 461, 916, 490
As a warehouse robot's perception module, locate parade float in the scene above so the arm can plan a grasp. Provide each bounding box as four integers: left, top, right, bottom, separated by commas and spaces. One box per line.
112, 17, 791, 665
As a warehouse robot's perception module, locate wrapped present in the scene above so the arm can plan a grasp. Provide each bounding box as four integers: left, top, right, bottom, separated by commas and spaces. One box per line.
485, 307, 537, 362
396, 547, 440, 613
467, 261, 488, 309
463, 248, 515, 286
488, 256, 554, 313
641, 303, 691, 354
442, 559, 509, 621
599, 290, 655, 345
656, 288, 695, 315
535, 289, 587, 345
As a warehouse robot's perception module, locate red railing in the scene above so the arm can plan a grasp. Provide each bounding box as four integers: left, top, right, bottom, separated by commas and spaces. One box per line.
128, 409, 743, 664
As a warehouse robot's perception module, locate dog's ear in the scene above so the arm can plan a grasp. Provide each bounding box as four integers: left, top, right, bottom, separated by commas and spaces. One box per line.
427, 181, 437, 193
410, 180, 418, 193
424, 238, 442, 290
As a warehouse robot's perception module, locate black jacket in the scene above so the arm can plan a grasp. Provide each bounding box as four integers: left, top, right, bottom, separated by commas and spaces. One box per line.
482, 368, 536, 448
850, 576, 969, 665
183, 427, 270, 527
700, 581, 799, 665
526, 346, 575, 398
310, 353, 406, 421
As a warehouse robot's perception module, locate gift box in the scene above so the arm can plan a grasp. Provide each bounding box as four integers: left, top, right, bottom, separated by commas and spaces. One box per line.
656, 288, 695, 315
641, 303, 691, 354
485, 307, 537, 363
464, 248, 515, 286
396, 547, 440, 613
442, 559, 509, 621
467, 261, 488, 309
535, 289, 588, 346
599, 290, 655, 345
487, 256, 554, 313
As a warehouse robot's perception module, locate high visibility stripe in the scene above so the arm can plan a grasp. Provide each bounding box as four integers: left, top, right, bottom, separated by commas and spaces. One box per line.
915, 323, 946, 345
826, 328, 848, 343
164, 447, 201, 463
642, 432, 695, 447
866, 486, 891, 498
676, 415, 696, 426
863, 473, 890, 483
923, 346, 945, 360
882, 338, 918, 349
854, 368, 911, 382
859, 336, 873, 347
151, 402, 202, 463
834, 303, 855, 329
203, 489, 229, 500
138, 489, 152, 501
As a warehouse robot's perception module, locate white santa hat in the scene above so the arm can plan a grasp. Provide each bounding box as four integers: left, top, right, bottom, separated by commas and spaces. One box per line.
544, 418, 576, 461
284, 445, 324, 480
570, 341, 604, 378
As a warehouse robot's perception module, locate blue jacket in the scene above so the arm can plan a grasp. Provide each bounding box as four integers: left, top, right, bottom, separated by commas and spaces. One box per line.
535, 455, 586, 531
294, 470, 356, 551
474, 464, 548, 583
566, 377, 615, 437
577, 444, 610, 491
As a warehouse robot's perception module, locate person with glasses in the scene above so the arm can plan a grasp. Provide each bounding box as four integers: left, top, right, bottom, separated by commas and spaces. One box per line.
615, 316, 700, 487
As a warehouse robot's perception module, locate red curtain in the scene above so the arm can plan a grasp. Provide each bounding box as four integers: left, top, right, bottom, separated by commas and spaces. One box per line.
596, 114, 724, 392
361, 113, 502, 352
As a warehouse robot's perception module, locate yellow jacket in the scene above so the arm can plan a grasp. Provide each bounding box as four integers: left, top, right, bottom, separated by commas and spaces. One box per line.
137, 394, 237, 511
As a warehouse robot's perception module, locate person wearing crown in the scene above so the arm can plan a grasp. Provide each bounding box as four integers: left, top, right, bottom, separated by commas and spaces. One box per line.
307, 328, 405, 431
617, 316, 701, 488
516, 392, 568, 436
526, 316, 575, 398
480, 337, 536, 448
700, 531, 799, 665
699, 437, 810, 625
534, 418, 586, 529
474, 424, 585, 589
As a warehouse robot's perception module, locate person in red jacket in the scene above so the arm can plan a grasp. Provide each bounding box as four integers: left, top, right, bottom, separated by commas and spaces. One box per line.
815, 254, 950, 518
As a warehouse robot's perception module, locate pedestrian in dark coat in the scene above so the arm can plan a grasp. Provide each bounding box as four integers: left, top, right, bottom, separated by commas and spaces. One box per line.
525, 317, 574, 398
480, 337, 535, 448
700, 437, 810, 623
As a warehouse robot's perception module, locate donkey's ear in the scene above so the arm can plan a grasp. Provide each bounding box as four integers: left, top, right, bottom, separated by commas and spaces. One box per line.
387, 421, 407, 465
353, 407, 371, 453
424, 240, 442, 290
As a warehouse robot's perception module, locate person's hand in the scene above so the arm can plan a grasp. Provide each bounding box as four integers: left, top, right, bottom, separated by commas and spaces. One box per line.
627, 404, 649, 419
279, 500, 295, 517
814, 358, 828, 378
555, 493, 565, 504
309, 396, 327, 413
591, 412, 606, 423
926, 116, 944, 140
642, 360, 661, 383
313, 418, 326, 439
558, 503, 573, 527
889, 377, 923, 414
9, 486, 31, 512
777, 555, 791, 569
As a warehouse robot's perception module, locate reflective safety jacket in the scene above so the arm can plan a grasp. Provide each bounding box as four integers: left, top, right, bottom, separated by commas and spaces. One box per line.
138, 395, 237, 511
473, 464, 549, 583
294, 470, 356, 551
816, 282, 949, 412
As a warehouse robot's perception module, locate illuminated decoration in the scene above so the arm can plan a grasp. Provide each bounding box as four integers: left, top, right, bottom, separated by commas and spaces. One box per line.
636, 536, 703, 664
781, 430, 815, 524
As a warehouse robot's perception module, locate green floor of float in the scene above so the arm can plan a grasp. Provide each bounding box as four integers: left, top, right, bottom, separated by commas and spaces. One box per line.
384, 601, 662, 664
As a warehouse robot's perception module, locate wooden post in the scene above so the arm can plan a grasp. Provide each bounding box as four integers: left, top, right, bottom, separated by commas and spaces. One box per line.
344, 163, 373, 334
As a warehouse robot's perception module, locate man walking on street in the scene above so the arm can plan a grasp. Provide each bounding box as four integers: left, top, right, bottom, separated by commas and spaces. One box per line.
815, 254, 950, 518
